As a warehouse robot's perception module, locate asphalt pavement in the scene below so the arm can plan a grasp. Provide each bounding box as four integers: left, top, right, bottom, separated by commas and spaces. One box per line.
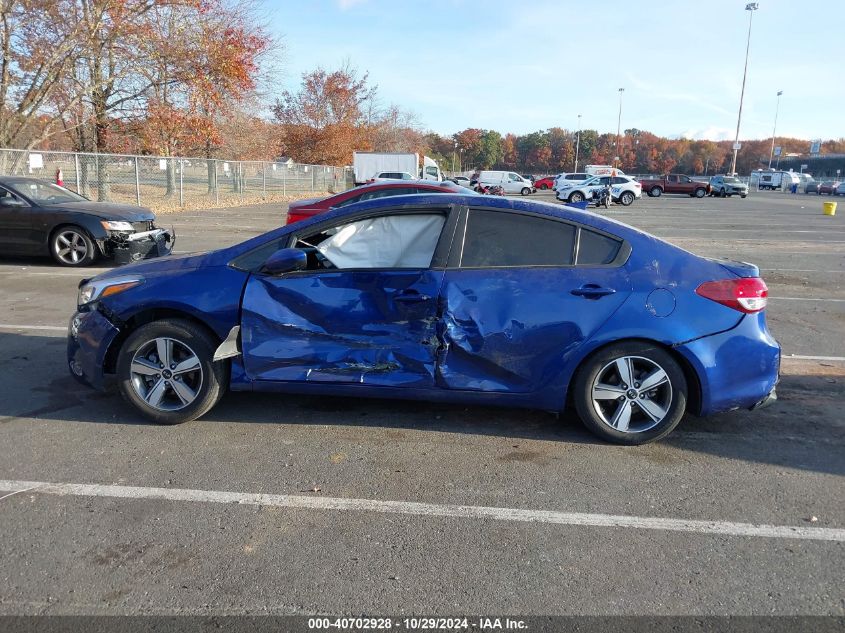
0, 190, 842, 618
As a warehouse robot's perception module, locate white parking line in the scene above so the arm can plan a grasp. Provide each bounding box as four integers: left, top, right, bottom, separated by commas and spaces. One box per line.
770, 297, 845, 303
786, 354, 845, 362
0, 324, 66, 332
0, 479, 841, 542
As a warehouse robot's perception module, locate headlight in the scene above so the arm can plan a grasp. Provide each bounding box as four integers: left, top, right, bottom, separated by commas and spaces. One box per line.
101, 220, 134, 232
78, 275, 144, 308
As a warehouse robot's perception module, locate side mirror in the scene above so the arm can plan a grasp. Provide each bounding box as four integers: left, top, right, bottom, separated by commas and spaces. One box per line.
262, 248, 307, 275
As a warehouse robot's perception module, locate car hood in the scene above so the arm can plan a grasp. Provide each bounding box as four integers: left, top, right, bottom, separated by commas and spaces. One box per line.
85, 251, 214, 285
51, 201, 156, 221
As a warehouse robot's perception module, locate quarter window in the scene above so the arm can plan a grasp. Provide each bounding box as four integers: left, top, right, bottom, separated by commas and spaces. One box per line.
461, 210, 575, 267
577, 229, 621, 265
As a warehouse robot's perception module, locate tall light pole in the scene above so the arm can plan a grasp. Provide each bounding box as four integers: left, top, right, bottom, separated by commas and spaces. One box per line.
615, 88, 624, 168
574, 114, 582, 172
729, 2, 760, 176
767, 89, 782, 169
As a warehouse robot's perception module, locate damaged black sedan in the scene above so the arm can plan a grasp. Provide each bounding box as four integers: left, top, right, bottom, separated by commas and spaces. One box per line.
0, 176, 173, 267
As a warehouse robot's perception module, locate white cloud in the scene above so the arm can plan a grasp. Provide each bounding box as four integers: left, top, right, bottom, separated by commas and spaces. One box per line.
337, 0, 366, 9
675, 127, 735, 141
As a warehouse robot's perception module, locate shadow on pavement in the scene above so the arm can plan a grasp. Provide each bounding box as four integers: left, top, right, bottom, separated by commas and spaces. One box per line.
1, 332, 843, 475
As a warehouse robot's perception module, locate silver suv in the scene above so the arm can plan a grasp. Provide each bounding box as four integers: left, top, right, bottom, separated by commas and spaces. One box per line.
709, 175, 748, 198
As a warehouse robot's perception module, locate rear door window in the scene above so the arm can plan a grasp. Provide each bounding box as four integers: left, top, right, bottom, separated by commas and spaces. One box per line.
460, 210, 575, 268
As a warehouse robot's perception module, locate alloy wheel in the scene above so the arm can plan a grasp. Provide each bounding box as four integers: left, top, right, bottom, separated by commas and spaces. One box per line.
130, 337, 203, 411
590, 355, 673, 434
54, 230, 88, 264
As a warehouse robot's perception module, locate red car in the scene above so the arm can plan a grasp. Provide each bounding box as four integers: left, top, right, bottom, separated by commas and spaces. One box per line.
286, 180, 469, 224
818, 181, 841, 195
533, 176, 555, 190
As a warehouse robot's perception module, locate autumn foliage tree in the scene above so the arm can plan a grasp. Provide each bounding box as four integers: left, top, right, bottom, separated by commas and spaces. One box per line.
273, 65, 377, 166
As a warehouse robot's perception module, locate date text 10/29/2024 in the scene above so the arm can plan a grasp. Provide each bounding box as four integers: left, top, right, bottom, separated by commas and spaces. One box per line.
308, 617, 528, 630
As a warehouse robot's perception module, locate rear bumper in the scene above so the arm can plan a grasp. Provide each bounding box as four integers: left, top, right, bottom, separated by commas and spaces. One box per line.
751, 386, 777, 410
674, 312, 780, 417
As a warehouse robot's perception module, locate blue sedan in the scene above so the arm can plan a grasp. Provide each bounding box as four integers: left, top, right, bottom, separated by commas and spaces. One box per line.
67, 194, 780, 444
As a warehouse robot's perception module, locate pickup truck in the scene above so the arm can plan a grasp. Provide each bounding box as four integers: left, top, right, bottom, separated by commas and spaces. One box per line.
638, 174, 710, 198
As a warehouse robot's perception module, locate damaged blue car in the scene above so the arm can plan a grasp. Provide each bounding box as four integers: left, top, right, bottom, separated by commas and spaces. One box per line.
67, 194, 780, 444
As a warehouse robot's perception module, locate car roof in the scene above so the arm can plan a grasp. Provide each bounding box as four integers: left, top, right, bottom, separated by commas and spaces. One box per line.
302, 193, 641, 240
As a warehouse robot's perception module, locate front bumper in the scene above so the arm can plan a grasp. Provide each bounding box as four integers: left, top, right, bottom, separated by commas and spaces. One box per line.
101, 228, 175, 265
67, 309, 120, 390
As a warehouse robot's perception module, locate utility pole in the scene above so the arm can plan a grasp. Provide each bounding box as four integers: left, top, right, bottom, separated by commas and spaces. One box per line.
730, 2, 760, 176
768, 90, 783, 169
574, 114, 582, 172
615, 88, 624, 168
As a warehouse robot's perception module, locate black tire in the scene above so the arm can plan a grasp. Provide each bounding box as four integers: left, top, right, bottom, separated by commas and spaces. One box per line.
740, 194, 747, 198
50, 225, 97, 267
650, 186, 662, 197
539, 184, 549, 190
720, 188, 727, 198
116, 319, 228, 425
619, 191, 635, 206
571, 341, 688, 445
521, 187, 531, 196
568, 191, 585, 203
694, 187, 706, 198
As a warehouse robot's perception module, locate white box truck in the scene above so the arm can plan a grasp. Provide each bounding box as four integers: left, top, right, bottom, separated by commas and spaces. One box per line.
352, 152, 442, 185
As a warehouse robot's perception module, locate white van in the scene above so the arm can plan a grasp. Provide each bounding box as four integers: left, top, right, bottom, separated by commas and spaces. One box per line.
477, 170, 534, 195
585, 165, 626, 177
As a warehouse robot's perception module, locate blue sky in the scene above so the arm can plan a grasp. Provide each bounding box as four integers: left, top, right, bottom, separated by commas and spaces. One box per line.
261, 0, 844, 141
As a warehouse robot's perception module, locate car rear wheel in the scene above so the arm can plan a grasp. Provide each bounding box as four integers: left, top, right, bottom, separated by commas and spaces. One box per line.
572, 341, 688, 445
539, 183, 548, 190
117, 319, 228, 425
51, 226, 97, 267
694, 187, 706, 198
649, 186, 662, 197
619, 191, 635, 206
568, 192, 584, 203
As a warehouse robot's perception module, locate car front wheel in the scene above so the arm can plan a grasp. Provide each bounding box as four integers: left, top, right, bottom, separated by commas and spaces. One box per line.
568, 192, 584, 203
117, 319, 228, 425
521, 187, 531, 196
572, 342, 688, 445
619, 191, 635, 206
51, 226, 97, 267
694, 188, 706, 198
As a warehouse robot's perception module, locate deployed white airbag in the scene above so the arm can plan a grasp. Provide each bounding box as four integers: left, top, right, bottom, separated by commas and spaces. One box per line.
317, 214, 445, 269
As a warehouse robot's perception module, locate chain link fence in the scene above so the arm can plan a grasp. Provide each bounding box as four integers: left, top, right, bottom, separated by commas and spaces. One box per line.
0, 148, 353, 210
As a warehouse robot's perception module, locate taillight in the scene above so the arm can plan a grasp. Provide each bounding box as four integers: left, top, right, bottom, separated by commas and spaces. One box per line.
286, 211, 311, 225
695, 277, 768, 313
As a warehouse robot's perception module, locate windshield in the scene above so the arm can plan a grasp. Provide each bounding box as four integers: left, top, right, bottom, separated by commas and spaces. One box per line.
6, 179, 87, 204
723, 177, 741, 184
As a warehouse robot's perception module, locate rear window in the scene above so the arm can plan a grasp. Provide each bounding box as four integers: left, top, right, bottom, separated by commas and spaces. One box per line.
577, 229, 621, 265
461, 210, 575, 267
359, 187, 416, 201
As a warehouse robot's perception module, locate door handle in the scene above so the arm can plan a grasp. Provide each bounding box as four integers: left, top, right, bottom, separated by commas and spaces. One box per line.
571, 284, 616, 298
395, 291, 431, 303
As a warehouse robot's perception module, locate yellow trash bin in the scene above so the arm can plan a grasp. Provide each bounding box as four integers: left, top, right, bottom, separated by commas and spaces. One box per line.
823, 201, 837, 216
